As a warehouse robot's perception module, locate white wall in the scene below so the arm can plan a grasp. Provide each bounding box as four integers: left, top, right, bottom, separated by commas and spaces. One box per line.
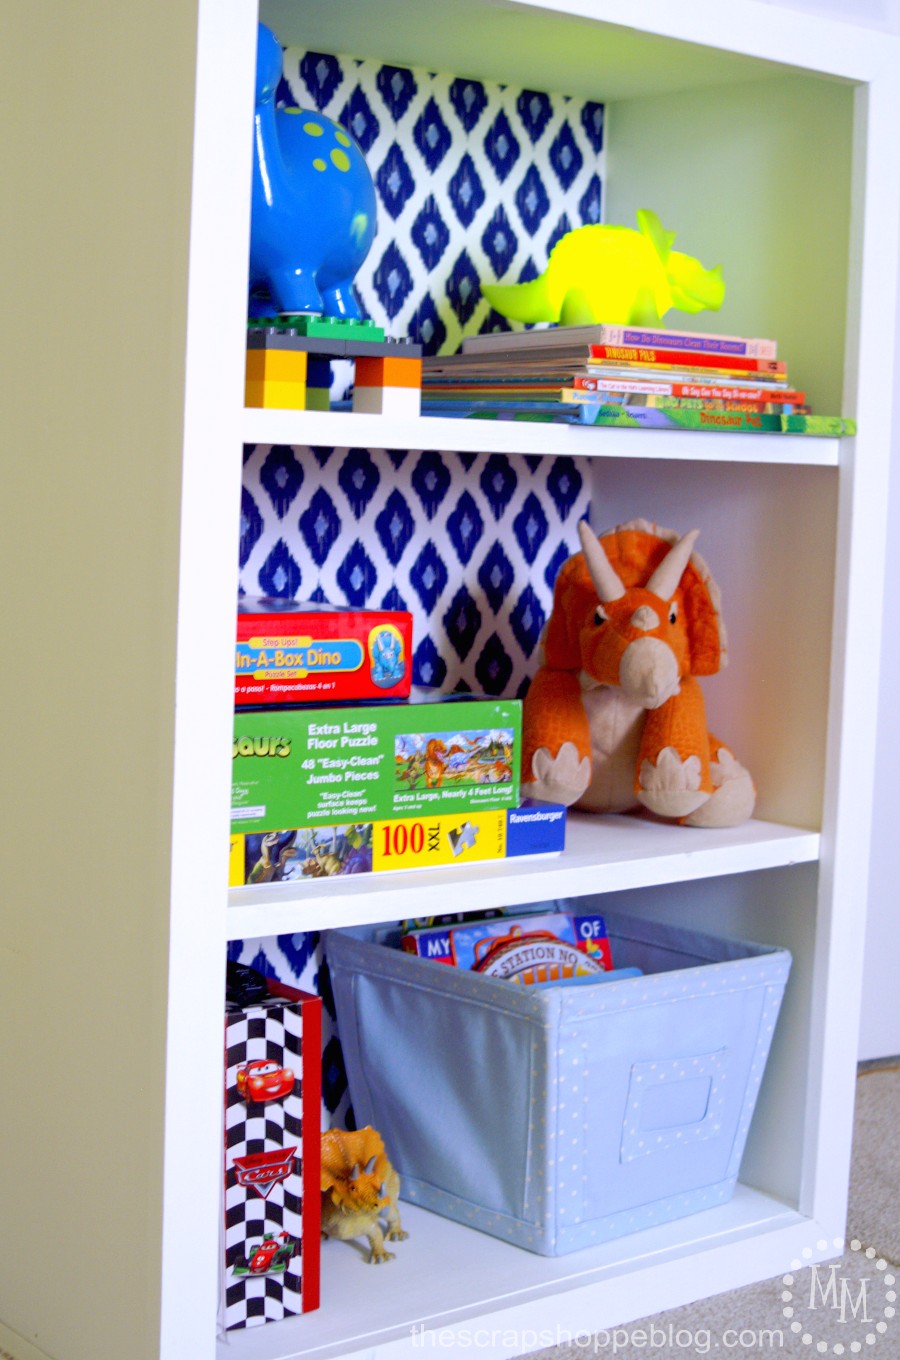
758, 0, 900, 1059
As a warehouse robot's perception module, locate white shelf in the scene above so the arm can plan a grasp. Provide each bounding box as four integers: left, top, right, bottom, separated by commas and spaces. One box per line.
242, 406, 842, 465
225, 813, 819, 938
216, 1188, 824, 1360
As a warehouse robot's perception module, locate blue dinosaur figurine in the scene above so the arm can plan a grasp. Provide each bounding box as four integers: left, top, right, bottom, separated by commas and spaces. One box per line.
250, 24, 377, 319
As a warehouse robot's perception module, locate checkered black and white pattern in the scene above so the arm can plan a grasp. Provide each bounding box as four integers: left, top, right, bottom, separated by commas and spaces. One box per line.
223, 1000, 307, 1330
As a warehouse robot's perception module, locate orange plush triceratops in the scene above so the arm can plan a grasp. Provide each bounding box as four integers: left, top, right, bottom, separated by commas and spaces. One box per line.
521, 518, 755, 827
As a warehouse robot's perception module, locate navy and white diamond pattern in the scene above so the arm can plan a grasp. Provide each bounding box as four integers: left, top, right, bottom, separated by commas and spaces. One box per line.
241, 445, 590, 699
277, 48, 605, 352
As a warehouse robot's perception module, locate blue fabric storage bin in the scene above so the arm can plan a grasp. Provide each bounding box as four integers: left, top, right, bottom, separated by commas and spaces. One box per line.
326, 911, 791, 1256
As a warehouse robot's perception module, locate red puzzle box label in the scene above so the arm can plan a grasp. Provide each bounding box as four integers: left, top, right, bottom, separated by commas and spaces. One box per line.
235, 598, 412, 705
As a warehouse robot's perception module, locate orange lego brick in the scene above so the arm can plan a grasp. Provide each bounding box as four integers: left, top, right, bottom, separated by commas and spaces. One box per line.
354, 355, 423, 390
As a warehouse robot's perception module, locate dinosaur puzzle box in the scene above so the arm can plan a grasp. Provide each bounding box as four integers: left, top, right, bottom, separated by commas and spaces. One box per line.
228, 799, 565, 885
235, 598, 412, 706
231, 695, 522, 835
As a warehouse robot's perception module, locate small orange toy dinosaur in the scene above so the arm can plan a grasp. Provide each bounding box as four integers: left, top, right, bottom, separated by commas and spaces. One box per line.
521, 518, 754, 827
320, 1126, 408, 1264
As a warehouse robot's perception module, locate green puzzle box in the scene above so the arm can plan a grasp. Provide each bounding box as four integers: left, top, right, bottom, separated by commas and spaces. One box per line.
231, 696, 522, 834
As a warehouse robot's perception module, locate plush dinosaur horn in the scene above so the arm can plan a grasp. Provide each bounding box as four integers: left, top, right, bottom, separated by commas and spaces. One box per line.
578, 520, 626, 602
645, 529, 700, 599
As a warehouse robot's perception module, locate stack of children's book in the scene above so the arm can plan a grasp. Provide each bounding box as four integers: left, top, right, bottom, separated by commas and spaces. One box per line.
421, 323, 856, 435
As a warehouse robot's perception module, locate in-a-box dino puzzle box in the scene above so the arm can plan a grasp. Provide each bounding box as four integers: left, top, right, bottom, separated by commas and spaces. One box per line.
235, 598, 413, 707
231, 694, 522, 835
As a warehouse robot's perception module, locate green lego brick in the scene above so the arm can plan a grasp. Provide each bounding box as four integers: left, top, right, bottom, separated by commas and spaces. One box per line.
278, 315, 385, 343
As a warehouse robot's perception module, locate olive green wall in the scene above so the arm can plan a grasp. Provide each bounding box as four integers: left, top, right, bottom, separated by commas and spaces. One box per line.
606, 73, 854, 416
0, 6, 198, 1357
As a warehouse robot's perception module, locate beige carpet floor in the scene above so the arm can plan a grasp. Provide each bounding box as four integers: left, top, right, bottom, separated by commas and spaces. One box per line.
521, 1064, 900, 1360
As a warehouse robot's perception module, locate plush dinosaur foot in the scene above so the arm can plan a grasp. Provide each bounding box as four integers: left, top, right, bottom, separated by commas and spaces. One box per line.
636, 747, 709, 820
682, 749, 756, 828
521, 741, 591, 807
637, 746, 756, 826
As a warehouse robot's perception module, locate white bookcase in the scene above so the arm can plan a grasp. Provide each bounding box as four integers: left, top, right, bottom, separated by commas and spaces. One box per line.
3, 4, 899, 1360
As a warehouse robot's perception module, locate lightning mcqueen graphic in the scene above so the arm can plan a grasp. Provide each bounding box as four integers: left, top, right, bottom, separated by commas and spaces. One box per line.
235, 1058, 295, 1104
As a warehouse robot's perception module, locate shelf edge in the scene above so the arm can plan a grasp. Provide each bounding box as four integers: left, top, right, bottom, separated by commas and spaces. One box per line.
241, 409, 841, 465
224, 819, 820, 938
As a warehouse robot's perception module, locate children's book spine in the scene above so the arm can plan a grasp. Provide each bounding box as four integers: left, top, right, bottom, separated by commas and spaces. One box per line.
781, 414, 857, 436
579, 404, 784, 432
589, 327, 777, 358
462, 325, 777, 358
464, 409, 583, 423
424, 386, 570, 397
588, 345, 786, 375
570, 374, 805, 402
561, 391, 802, 414
423, 398, 581, 418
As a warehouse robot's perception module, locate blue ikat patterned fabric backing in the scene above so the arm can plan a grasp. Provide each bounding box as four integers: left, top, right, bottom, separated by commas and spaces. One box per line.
241, 445, 590, 699
276, 48, 605, 352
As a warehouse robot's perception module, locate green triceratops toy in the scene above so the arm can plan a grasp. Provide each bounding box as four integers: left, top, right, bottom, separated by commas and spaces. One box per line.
480, 209, 725, 328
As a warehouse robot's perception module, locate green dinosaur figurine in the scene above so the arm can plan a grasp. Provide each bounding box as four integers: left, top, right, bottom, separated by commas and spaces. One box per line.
480, 209, 725, 328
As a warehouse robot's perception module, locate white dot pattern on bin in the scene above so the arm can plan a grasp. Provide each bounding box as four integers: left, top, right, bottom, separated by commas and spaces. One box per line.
328, 929, 791, 1256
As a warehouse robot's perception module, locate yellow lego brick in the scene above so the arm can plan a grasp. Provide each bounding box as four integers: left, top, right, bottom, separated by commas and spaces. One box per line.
245, 348, 308, 382
245, 379, 308, 410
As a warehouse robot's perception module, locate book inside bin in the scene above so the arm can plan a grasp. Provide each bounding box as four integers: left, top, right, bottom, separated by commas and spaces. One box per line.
326, 911, 791, 1256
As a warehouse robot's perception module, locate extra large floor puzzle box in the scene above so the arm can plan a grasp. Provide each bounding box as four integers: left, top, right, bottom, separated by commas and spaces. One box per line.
231, 696, 521, 834
327, 911, 791, 1256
